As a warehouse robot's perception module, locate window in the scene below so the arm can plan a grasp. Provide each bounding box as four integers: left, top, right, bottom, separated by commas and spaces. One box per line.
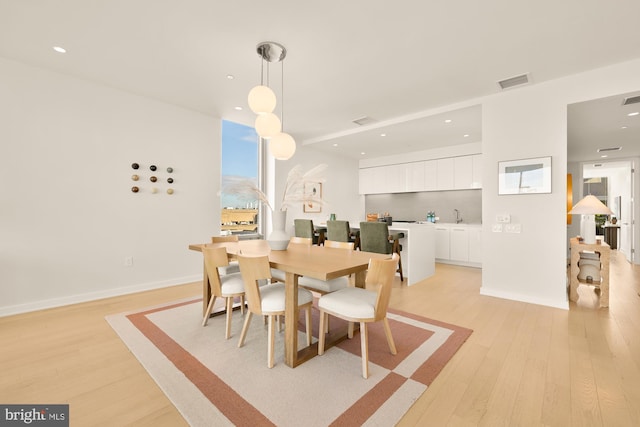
221, 120, 261, 236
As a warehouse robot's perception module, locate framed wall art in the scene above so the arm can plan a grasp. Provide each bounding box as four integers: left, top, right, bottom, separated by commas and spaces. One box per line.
303, 182, 322, 213
498, 156, 551, 195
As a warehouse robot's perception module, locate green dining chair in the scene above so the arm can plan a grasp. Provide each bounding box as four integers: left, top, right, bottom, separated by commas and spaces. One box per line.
359, 221, 404, 281
326, 220, 360, 249
294, 219, 321, 245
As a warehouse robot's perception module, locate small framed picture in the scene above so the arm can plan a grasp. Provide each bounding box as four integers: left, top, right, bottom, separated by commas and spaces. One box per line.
303, 182, 322, 213
498, 156, 551, 195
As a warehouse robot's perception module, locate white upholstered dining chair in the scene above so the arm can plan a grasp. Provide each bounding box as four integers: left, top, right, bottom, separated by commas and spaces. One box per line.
237, 254, 314, 368
318, 253, 399, 378
201, 246, 245, 340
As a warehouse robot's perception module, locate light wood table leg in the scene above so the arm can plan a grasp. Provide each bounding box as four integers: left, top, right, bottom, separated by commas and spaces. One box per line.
284, 272, 300, 367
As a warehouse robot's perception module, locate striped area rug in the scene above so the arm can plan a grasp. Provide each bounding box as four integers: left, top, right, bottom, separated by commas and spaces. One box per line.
106, 297, 472, 426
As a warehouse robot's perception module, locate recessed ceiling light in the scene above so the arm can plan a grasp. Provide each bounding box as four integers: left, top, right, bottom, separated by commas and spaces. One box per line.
360, 152, 366, 155
380, 133, 386, 137
463, 134, 469, 138
234, 106, 242, 111
226, 74, 234, 80
601, 155, 608, 158
444, 119, 452, 123
628, 111, 639, 116
53, 46, 66, 53
332, 143, 338, 147
621, 126, 628, 129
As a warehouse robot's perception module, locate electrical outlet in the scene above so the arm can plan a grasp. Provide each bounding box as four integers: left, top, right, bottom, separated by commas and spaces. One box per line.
492, 224, 503, 232
124, 256, 133, 267
505, 224, 522, 233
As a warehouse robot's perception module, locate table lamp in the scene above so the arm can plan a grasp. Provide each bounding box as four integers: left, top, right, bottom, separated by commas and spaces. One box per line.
568, 194, 613, 244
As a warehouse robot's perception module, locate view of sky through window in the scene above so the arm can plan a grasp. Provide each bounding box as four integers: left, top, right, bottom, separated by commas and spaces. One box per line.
221, 120, 259, 208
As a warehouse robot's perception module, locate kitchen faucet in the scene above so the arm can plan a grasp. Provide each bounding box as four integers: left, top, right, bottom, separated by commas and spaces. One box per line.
454, 209, 463, 224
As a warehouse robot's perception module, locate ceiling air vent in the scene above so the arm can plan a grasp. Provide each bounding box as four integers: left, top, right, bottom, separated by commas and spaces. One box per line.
352, 116, 377, 126
623, 95, 640, 106
597, 147, 622, 153
497, 73, 530, 90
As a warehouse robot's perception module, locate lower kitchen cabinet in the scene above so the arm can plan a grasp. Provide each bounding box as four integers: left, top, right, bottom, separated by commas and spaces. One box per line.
434, 223, 482, 267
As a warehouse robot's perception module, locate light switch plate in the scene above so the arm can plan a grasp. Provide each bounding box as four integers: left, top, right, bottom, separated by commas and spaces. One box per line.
496, 214, 511, 223
492, 224, 503, 232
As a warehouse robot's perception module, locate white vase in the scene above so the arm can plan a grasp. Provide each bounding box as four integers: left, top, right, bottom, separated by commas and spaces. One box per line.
267, 210, 290, 250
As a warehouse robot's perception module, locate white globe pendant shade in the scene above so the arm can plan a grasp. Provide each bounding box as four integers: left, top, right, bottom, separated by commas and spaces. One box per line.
269, 132, 296, 160
255, 113, 281, 139
247, 85, 276, 114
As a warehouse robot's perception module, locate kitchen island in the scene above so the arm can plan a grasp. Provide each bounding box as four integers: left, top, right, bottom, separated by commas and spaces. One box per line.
320, 221, 435, 286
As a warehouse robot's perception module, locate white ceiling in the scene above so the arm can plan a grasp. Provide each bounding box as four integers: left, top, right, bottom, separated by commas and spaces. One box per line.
1, 1, 639, 160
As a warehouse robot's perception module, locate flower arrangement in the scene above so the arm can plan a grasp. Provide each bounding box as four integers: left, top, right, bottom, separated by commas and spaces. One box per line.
221, 164, 327, 212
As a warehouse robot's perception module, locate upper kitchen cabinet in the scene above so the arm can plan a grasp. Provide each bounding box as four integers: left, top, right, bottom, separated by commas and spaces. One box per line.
359, 163, 407, 194
436, 158, 455, 190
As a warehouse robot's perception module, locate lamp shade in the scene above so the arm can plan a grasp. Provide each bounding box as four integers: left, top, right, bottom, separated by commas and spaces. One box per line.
269, 132, 296, 160
255, 113, 281, 139
568, 195, 613, 215
247, 85, 276, 114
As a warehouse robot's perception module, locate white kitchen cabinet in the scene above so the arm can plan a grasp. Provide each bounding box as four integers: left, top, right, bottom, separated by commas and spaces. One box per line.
454, 156, 473, 190
359, 167, 379, 194
406, 161, 425, 192
434, 223, 482, 267
471, 154, 482, 189
449, 226, 469, 261
468, 226, 482, 263
424, 160, 437, 191
436, 158, 455, 190
434, 226, 450, 259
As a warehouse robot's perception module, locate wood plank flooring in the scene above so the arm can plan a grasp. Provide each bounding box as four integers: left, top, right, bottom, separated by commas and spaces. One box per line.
0, 251, 638, 426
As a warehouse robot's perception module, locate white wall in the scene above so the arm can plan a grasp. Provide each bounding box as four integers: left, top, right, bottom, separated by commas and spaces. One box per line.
481, 58, 640, 309
0, 58, 220, 316
273, 145, 362, 236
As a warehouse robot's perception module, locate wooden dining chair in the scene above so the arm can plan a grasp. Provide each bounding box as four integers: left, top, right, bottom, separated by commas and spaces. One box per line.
237, 254, 314, 368
201, 246, 246, 340
211, 235, 240, 275
318, 253, 399, 378
271, 238, 352, 294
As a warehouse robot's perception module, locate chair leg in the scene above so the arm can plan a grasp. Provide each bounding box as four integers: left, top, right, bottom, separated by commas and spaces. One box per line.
348, 321, 354, 339
397, 254, 404, 282
305, 307, 312, 347
267, 315, 275, 368
201, 295, 217, 327
382, 317, 397, 354
225, 297, 233, 339
318, 311, 327, 355
240, 295, 245, 315
238, 312, 252, 348
360, 322, 369, 379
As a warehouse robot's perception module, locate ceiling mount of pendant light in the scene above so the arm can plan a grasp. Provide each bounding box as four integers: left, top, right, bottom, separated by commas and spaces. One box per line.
248, 41, 296, 160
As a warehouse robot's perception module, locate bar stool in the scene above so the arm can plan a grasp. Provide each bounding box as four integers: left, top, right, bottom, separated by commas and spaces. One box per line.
359, 221, 404, 281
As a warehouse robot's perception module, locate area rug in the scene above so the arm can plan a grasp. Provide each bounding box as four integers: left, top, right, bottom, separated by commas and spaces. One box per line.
106, 297, 472, 427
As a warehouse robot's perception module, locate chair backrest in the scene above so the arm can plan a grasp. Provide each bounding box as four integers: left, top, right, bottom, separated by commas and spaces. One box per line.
211, 235, 239, 243
294, 219, 315, 239
366, 253, 399, 321
203, 246, 231, 297
327, 220, 351, 242
237, 255, 272, 315
290, 236, 312, 245
359, 221, 392, 254
323, 240, 354, 250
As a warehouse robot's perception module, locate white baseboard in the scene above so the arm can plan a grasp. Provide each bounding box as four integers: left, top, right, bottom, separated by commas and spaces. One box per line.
0, 275, 201, 318
479, 286, 569, 310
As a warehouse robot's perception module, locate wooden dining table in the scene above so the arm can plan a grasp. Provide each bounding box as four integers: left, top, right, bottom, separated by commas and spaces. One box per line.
189, 239, 388, 368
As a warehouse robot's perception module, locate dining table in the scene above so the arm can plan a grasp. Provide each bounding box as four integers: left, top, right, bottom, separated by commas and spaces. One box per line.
189, 239, 389, 368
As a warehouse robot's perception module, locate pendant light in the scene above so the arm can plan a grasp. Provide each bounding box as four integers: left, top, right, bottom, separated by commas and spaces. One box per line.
248, 42, 296, 159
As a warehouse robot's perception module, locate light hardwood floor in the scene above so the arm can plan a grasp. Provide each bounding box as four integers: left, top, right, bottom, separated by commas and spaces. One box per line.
1, 251, 638, 426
